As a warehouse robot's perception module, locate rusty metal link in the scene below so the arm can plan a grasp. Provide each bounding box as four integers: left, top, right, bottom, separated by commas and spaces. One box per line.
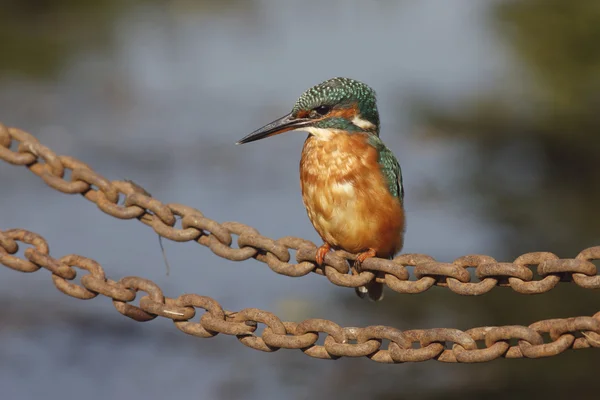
51, 254, 105, 299
0, 230, 18, 254
1, 227, 599, 363
0, 228, 49, 272
2, 123, 600, 297
452, 327, 510, 363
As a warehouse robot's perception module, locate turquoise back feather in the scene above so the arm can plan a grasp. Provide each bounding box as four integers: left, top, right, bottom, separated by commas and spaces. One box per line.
368, 135, 404, 201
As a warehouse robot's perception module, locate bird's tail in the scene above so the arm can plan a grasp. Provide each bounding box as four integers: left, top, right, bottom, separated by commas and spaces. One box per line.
355, 271, 384, 301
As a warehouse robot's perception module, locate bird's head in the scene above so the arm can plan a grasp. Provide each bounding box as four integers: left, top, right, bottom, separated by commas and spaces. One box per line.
237, 77, 380, 144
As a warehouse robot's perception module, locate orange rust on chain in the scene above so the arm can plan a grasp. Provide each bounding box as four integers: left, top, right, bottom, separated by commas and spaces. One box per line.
1, 228, 600, 363
2, 122, 600, 295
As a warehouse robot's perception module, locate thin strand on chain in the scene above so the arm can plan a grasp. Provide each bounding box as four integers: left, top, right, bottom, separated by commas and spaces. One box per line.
1, 123, 599, 295
1, 227, 599, 363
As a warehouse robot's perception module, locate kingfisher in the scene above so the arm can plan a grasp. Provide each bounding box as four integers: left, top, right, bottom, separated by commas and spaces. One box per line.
237, 77, 405, 301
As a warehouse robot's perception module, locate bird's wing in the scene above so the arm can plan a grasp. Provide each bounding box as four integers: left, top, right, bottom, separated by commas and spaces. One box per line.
368, 135, 404, 202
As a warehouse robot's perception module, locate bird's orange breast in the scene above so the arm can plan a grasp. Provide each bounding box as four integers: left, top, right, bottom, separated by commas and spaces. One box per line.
299, 133, 405, 258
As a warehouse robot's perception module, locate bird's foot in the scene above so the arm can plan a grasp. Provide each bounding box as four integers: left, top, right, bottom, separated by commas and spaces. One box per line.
353, 248, 377, 271
315, 243, 331, 266
353, 248, 384, 301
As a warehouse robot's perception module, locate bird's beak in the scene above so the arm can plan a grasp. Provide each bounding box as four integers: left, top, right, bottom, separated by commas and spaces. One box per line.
236, 112, 311, 145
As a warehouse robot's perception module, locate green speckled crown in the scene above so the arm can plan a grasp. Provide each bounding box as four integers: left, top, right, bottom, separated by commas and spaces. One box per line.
292, 77, 380, 132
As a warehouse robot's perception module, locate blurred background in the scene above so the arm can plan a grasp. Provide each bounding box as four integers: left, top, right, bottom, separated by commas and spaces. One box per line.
1, 0, 598, 398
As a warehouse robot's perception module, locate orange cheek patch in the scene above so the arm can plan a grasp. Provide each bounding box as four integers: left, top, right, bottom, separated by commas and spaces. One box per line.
296, 110, 309, 118
328, 103, 359, 120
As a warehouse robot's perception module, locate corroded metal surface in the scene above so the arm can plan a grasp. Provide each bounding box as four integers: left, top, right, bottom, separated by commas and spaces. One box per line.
1, 122, 600, 363
1, 227, 599, 363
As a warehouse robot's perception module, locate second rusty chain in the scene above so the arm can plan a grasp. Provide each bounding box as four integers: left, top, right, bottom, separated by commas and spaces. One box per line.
1, 227, 600, 363
1, 123, 600, 295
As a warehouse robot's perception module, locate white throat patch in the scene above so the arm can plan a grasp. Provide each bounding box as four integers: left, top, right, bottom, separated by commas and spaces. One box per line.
297, 126, 345, 140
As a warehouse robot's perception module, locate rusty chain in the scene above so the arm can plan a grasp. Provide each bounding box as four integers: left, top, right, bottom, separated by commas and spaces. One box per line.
1, 227, 599, 363
1, 124, 600, 296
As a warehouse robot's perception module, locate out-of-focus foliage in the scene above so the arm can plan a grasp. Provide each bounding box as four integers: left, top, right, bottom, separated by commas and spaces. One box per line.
416, 0, 600, 258
0, 0, 130, 78
0, 0, 250, 79
500, 0, 600, 116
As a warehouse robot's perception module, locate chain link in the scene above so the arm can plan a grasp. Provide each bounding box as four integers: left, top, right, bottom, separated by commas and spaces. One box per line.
2, 123, 600, 296
1, 227, 599, 362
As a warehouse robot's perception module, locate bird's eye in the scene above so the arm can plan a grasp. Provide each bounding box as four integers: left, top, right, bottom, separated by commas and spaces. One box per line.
310, 105, 331, 118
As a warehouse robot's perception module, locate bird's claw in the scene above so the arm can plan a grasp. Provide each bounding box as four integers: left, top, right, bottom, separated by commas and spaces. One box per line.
315, 243, 331, 266
353, 248, 377, 271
